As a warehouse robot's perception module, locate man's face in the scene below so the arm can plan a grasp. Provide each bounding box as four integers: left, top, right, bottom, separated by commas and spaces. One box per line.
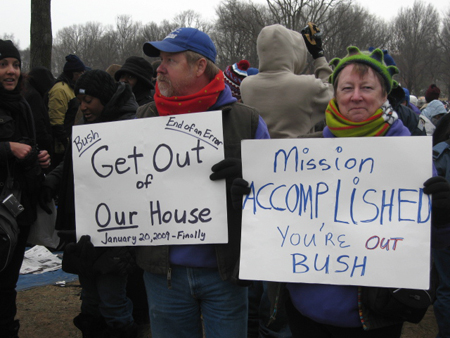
157, 51, 196, 97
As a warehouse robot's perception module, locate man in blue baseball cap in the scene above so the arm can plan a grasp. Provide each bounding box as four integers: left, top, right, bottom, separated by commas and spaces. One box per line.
136, 28, 270, 338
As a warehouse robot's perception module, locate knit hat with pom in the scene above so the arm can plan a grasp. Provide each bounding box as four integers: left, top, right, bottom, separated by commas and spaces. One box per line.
329, 46, 399, 94
63, 54, 86, 73
425, 84, 440, 103
75, 70, 116, 106
224, 59, 250, 100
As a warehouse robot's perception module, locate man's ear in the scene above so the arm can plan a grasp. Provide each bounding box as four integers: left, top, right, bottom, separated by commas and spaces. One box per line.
196, 58, 207, 77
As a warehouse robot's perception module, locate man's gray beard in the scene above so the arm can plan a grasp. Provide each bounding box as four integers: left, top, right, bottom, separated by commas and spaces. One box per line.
159, 87, 172, 97
157, 77, 173, 97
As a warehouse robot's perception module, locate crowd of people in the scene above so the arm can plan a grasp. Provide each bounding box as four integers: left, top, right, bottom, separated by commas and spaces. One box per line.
1, 21, 450, 338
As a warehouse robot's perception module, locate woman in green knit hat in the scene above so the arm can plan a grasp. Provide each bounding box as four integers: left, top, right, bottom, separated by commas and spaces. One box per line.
284, 47, 450, 337
233, 46, 450, 337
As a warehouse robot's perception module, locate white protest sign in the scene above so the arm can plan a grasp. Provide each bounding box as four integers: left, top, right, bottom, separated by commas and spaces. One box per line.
72, 111, 227, 246
240, 137, 432, 289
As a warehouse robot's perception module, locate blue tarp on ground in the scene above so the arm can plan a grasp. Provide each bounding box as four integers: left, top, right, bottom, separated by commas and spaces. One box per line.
17, 269, 78, 291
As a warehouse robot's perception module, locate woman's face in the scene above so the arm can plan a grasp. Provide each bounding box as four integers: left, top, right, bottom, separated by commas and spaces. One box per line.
119, 72, 138, 88
77, 94, 104, 123
335, 64, 388, 122
0, 57, 20, 91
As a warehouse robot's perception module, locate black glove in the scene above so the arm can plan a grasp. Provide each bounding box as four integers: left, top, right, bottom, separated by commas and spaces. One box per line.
61, 242, 81, 274
230, 178, 251, 210
423, 176, 450, 228
93, 247, 136, 275
38, 185, 54, 214
301, 22, 324, 59
62, 235, 96, 275
51, 124, 68, 149
210, 158, 243, 182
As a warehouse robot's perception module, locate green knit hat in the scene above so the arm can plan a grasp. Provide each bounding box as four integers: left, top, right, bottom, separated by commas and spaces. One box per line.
329, 46, 399, 94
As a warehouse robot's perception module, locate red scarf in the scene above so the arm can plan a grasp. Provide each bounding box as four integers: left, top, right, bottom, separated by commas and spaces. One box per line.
154, 71, 225, 116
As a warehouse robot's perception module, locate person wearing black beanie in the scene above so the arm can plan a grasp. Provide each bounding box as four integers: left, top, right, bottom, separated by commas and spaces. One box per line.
41, 69, 139, 337
0, 39, 51, 338
48, 53, 86, 168
115, 56, 154, 106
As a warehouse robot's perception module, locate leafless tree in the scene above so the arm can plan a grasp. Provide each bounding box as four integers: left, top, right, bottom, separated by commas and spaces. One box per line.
265, 0, 348, 32
389, 1, 441, 96
141, 21, 175, 42
52, 25, 86, 74
43, 0, 448, 97
30, 0, 52, 70
438, 9, 450, 98
213, 0, 272, 69
115, 15, 145, 62
77, 22, 105, 68
322, 3, 391, 60
173, 10, 213, 34
96, 29, 121, 70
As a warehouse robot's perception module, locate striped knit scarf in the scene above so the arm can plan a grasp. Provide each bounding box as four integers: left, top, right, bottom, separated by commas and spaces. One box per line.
325, 98, 398, 137
154, 71, 225, 116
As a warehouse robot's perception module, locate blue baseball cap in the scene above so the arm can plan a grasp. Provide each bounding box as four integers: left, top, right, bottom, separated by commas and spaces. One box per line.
143, 27, 217, 63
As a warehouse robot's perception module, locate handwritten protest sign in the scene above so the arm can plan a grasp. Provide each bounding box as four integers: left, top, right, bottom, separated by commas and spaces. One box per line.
72, 111, 227, 246
239, 137, 433, 289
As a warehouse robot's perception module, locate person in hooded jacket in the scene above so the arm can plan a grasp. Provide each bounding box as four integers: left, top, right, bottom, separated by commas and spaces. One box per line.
241, 22, 332, 337
0, 39, 51, 338
240, 23, 333, 139
22, 66, 55, 169
40, 69, 139, 337
420, 100, 448, 136
115, 56, 154, 106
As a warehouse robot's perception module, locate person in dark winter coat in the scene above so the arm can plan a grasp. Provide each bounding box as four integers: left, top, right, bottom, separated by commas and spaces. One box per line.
388, 85, 426, 135
22, 67, 55, 168
47, 54, 86, 168
115, 56, 154, 106
41, 70, 139, 337
0, 39, 51, 338
429, 113, 450, 338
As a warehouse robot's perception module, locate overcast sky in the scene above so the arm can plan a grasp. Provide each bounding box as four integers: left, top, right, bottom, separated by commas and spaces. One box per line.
2, 0, 448, 50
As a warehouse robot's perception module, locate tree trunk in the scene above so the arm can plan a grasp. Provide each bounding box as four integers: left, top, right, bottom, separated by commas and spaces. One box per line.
30, 0, 52, 70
